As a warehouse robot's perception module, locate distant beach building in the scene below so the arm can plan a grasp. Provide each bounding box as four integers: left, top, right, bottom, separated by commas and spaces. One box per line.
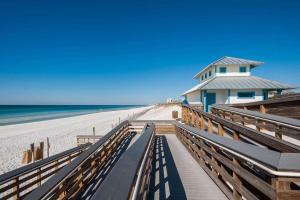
182, 56, 294, 112
166, 98, 174, 103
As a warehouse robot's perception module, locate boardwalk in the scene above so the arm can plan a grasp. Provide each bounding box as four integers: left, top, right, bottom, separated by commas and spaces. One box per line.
3, 111, 300, 200
149, 134, 228, 200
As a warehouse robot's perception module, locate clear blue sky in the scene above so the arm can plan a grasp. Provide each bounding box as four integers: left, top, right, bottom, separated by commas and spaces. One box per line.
0, 0, 299, 105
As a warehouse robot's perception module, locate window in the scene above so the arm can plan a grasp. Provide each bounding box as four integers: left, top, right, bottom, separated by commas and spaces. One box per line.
219, 67, 227, 73
201, 76, 204, 80
205, 73, 207, 78
240, 66, 247, 73
209, 71, 212, 76
237, 92, 255, 99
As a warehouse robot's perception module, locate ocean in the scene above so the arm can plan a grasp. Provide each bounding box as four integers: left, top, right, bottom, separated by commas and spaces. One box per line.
0, 105, 144, 126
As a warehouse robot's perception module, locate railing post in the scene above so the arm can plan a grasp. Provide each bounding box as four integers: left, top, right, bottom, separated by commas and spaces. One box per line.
260, 104, 267, 114
68, 155, 72, 164
233, 158, 242, 200
195, 112, 200, 129
275, 125, 283, 140
181, 106, 185, 123
200, 115, 205, 130
58, 183, 66, 200
210, 146, 218, 177
13, 177, 20, 200
232, 130, 240, 141
37, 168, 42, 187
207, 118, 213, 133
191, 111, 195, 127
256, 119, 261, 131
271, 177, 300, 200
218, 123, 224, 136
55, 160, 59, 170
241, 116, 246, 126
188, 108, 192, 125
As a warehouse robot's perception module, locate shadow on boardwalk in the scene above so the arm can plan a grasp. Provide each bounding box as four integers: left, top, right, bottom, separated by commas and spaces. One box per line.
148, 135, 187, 200
78, 132, 136, 200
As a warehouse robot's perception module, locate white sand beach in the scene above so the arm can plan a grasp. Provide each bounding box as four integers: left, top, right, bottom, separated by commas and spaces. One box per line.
0, 104, 181, 174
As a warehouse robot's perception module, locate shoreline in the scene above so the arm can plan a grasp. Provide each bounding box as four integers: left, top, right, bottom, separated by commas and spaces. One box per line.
0, 105, 146, 126
0, 106, 152, 174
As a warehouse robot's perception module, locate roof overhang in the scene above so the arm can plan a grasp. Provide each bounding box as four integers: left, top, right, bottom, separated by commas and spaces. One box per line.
193, 56, 264, 79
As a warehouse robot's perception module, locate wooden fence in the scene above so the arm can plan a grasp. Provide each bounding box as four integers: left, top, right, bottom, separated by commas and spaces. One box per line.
0, 143, 91, 200
182, 104, 300, 153
23, 120, 131, 200
175, 121, 300, 200
90, 123, 155, 200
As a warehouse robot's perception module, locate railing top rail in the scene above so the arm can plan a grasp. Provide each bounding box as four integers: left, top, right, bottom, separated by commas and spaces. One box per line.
130, 120, 176, 125
229, 93, 300, 107
212, 104, 300, 129
91, 123, 155, 200
23, 120, 129, 200
0, 143, 91, 184
175, 122, 300, 175
76, 135, 102, 138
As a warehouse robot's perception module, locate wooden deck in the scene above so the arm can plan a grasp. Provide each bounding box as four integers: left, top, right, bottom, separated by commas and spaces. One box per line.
148, 134, 228, 200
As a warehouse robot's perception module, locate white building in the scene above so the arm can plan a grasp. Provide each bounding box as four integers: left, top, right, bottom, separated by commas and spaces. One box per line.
182, 56, 294, 112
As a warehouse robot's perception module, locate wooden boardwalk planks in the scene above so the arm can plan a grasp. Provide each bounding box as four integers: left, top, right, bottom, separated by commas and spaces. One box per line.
149, 134, 228, 200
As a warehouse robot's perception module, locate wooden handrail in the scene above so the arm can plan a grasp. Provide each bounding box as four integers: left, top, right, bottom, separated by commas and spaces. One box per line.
90, 123, 155, 200
231, 93, 300, 107
211, 104, 300, 141
176, 122, 300, 173
0, 143, 90, 200
174, 121, 300, 200
213, 105, 300, 129
23, 120, 130, 200
229, 93, 300, 119
76, 135, 102, 146
182, 104, 300, 153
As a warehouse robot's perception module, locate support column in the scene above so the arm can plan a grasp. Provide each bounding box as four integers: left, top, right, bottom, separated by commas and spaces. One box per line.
203, 90, 207, 112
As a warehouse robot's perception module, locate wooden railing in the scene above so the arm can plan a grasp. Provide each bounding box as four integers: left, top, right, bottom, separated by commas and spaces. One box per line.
76, 135, 102, 146
23, 120, 130, 200
90, 123, 155, 200
0, 143, 91, 200
230, 93, 300, 119
211, 105, 300, 144
130, 120, 176, 134
174, 122, 300, 200
182, 104, 300, 153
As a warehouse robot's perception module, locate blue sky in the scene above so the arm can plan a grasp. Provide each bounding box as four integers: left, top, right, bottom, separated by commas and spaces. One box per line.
0, 0, 300, 105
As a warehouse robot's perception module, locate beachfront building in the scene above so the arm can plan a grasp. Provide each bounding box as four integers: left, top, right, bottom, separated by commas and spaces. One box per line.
182, 56, 294, 112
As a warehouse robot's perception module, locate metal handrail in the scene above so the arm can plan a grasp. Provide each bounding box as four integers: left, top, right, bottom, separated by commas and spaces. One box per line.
131, 124, 155, 200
